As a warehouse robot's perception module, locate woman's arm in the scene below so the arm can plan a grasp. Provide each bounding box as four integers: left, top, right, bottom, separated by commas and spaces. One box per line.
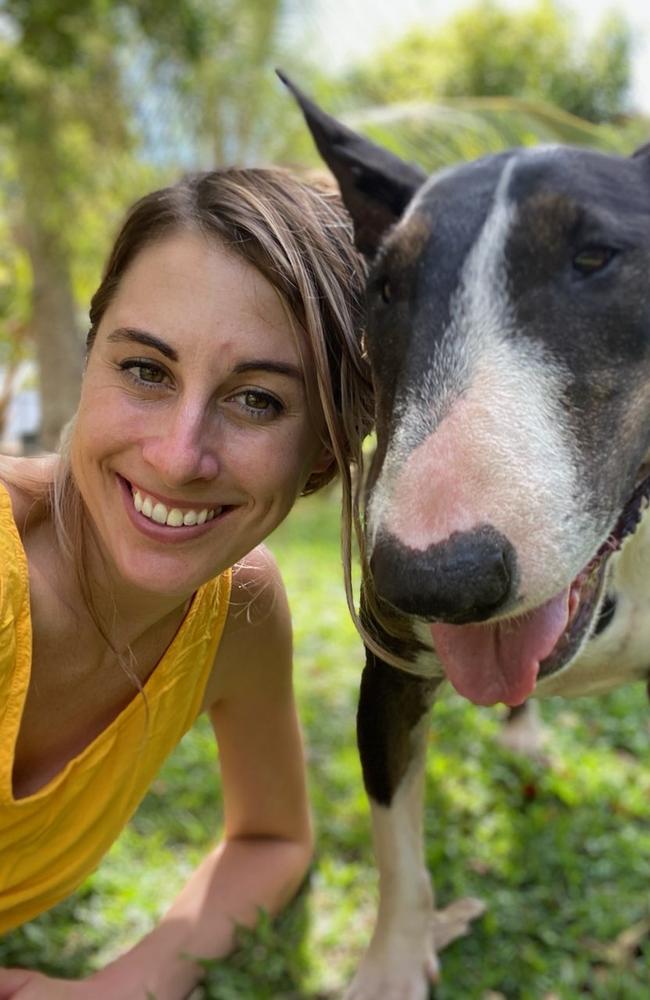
92, 548, 313, 999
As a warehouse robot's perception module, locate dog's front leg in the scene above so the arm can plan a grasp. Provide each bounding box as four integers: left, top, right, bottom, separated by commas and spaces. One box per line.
344, 652, 440, 1000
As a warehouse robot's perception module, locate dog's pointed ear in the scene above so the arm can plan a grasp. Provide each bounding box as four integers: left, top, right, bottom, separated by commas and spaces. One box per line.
277, 70, 427, 257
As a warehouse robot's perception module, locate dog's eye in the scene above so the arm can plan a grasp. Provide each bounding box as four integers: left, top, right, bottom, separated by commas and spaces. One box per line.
379, 278, 391, 304
573, 246, 617, 275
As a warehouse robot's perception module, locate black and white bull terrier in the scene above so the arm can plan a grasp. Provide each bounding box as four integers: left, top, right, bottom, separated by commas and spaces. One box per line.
281, 74, 650, 998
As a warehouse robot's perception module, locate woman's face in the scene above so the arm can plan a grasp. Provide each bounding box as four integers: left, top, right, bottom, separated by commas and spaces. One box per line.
71, 230, 329, 599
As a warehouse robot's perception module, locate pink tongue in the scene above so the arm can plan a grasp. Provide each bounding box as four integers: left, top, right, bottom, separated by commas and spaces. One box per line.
430, 589, 570, 707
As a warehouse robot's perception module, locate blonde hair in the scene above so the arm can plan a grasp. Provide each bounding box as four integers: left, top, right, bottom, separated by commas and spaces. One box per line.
51, 166, 374, 644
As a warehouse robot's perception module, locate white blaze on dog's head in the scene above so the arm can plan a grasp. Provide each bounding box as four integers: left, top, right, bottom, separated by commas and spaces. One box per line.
367, 154, 600, 612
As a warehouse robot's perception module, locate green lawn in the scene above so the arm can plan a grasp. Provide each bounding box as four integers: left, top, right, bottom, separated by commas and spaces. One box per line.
2, 490, 649, 998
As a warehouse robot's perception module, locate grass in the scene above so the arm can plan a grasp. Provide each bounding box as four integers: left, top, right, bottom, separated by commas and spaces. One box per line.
2, 489, 649, 998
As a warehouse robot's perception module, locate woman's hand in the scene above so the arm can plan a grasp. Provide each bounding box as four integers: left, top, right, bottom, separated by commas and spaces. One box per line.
0, 967, 171, 1000
0, 969, 107, 1000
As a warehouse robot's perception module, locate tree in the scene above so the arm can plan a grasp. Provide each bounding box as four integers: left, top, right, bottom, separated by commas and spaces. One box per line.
0, 0, 296, 449
343, 0, 632, 124
168, 0, 289, 166
1, 1, 156, 447
294, 0, 647, 178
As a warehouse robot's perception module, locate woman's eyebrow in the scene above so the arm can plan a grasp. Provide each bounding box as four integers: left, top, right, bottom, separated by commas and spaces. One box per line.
232, 360, 304, 383
107, 327, 178, 362
107, 329, 304, 383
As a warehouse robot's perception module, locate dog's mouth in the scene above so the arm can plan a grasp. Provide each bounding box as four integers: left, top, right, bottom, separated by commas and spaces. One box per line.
537, 468, 650, 681
430, 467, 650, 708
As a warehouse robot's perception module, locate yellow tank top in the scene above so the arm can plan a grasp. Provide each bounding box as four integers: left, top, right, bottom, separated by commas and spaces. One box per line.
0, 483, 231, 933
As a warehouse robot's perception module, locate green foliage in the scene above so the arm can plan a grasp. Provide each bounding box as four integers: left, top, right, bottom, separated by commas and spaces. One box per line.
0, 0, 204, 232
197, 903, 311, 1000
337, 96, 650, 177
1, 1, 116, 69
0, 1, 243, 440
0, 153, 31, 407
162, 0, 296, 167
0, 0, 208, 71
344, 0, 633, 124
1, 492, 648, 997
278, 3, 646, 181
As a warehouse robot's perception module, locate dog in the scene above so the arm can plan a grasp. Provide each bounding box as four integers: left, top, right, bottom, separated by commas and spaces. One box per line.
280, 74, 650, 999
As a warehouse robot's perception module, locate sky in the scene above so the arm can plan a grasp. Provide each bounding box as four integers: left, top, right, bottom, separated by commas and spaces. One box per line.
308, 0, 650, 115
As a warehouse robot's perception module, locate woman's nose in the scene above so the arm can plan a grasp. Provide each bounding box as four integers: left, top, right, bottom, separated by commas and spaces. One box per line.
141, 405, 220, 486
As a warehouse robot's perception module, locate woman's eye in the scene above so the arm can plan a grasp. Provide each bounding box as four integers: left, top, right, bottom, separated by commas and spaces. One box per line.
572, 246, 617, 276
120, 360, 168, 386
233, 389, 283, 420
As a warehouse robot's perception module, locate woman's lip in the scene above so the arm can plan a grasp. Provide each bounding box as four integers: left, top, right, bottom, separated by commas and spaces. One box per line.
116, 475, 232, 541
121, 475, 223, 512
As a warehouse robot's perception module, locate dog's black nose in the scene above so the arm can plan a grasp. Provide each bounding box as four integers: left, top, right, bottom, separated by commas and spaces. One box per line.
370, 525, 517, 624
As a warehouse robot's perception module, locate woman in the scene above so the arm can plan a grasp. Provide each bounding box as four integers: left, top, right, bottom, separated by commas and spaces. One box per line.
0, 167, 373, 998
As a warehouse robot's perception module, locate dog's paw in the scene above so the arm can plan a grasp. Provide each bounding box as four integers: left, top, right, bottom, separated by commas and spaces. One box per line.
342, 947, 438, 1000
431, 896, 486, 950
343, 897, 485, 1000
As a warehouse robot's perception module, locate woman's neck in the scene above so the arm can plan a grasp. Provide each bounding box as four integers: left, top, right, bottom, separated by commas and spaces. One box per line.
25, 493, 191, 655
74, 527, 194, 651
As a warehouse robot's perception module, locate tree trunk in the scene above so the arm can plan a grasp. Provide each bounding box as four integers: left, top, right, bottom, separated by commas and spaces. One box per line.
15, 104, 85, 452
21, 218, 83, 450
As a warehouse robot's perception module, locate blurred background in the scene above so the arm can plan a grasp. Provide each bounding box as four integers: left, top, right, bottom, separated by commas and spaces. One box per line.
2, 2, 649, 997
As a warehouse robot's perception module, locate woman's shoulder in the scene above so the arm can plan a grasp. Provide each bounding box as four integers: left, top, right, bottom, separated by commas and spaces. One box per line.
227, 544, 289, 637
230, 543, 283, 597
0, 454, 57, 523
202, 545, 292, 708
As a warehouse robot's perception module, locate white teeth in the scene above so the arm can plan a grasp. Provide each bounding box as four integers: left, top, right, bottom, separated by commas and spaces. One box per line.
130, 487, 218, 528
152, 502, 168, 524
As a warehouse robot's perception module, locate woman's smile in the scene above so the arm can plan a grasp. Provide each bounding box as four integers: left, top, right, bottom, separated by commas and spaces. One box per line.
116, 473, 233, 540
